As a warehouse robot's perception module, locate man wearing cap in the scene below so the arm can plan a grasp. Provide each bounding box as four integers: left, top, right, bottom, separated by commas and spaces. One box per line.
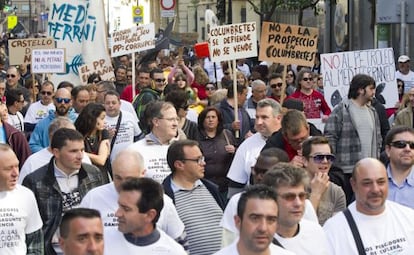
396, 55, 414, 93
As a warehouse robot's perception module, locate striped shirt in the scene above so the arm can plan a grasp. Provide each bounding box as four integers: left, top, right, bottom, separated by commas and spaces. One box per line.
175, 184, 223, 255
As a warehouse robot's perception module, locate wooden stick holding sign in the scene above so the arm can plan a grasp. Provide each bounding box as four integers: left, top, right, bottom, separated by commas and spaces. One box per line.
132, 53, 136, 99
280, 65, 288, 104
207, 22, 258, 139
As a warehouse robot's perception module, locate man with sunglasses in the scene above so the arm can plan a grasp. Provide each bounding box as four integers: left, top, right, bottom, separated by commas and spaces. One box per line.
29, 88, 77, 153
384, 126, 414, 209
163, 139, 225, 255
302, 136, 346, 225
288, 68, 331, 120
5, 66, 30, 101
24, 81, 56, 132
268, 73, 284, 102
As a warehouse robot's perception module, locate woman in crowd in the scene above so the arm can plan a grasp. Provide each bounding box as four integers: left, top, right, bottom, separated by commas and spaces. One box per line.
74, 103, 110, 183
197, 106, 236, 201
286, 68, 297, 96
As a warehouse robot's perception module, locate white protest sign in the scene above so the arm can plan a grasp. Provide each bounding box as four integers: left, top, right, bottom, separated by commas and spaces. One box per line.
79, 59, 115, 85
111, 23, 156, 57
208, 22, 257, 62
321, 48, 398, 109
31, 49, 66, 73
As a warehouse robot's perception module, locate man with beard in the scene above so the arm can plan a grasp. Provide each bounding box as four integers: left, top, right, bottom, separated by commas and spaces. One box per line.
383, 126, 414, 209
324, 74, 382, 203
323, 158, 414, 254
29, 88, 77, 152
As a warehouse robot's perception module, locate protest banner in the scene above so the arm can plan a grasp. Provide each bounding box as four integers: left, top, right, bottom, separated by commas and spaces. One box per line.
321, 48, 398, 109
79, 59, 115, 85
8, 38, 55, 65
48, 0, 112, 85
208, 22, 257, 62
111, 23, 156, 57
208, 21, 257, 137
32, 49, 66, 73
259, 22, 319, 67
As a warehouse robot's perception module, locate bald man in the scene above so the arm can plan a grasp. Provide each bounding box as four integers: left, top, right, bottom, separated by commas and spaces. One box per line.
324, 158, 414, 254
29, 88, 78, 152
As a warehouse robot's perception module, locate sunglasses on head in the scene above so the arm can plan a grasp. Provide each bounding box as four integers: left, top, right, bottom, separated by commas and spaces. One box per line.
271, 83, 283, 88
279, 192, 308, 202
302, 77, 312, 82
55, 97, 71, 104
154, 78, 166, 83
41, 91, 53, 96
310, 154, 336, 164
6, 74, 16, 78
389, 140, 414, 149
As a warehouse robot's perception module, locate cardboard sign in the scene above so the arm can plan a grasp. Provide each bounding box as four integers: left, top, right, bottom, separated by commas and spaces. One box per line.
321, 48, 398, 109
79, 59, 115, 85
31, 49, 66, 73
208, 22, 257, 62
259, 22, 318, 67
111, 23, 156, 57
8, 38, 55, 65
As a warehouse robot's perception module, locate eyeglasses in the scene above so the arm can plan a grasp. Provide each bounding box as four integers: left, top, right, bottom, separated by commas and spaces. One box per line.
41, 91, 53, 96
154, 78, 166, 83
206, 86, 216, 91
270, 83, 283, 88
302, 78, 312, 82
310, 154, 336, 164
181, 156, 205, 164
279, 192, 308, 201
389, 140, 414, 149
6, 74, 16, 78
55, 97, 71, 104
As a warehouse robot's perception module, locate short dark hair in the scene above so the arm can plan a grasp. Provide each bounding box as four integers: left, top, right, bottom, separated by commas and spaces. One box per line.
268, 73, 283, 81
6, 88, 23, 106
348, 74, 376, 99
87, 73, 101, 84
104, 90, 120, 101
51, 128, 84, 150
385, 126, 414, 146
150, 68, 164, 79
164, 89, 188, 112
60, 208, 101, 238
120, 177, 164, 226
227, 84, 246, 98
237, 184, 278, 219
261, 162, 310, 190
281, 109, 308, 136
142, 101, 175, 132
57, 81, 74, 90
198, 106, 224, 134
167, 139, 200, 174
302, 136, 332, 158
71, 85, 89, 100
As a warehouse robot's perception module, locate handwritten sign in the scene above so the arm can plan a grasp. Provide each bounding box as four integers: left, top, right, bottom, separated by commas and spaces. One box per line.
208, 22, 257, 62
321, 48, 398, 109
259, 22, 318, 67
31, 49, 66, 73
79, 59, 115, 85
8, 38, 55, 65
111, 23, 156, 57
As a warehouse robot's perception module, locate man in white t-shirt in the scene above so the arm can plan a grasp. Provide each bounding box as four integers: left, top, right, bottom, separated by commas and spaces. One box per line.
104, 177, 187, 255
19, 117, 91, 184
104, 90, 141, 162
324, 158, 414, 254
80, 148, 187, 248
214, 185, 295, 255
59, 208, 104, 255
0, 144, 43, 254
227, 98, 282, 197
395, 55, 414, 93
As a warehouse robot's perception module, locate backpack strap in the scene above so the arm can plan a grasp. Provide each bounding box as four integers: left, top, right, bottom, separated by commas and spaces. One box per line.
343, 208, 366, 255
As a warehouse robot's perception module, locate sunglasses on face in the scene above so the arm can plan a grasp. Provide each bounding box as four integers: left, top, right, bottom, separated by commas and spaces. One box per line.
271, 83, 283, 88
279, 192, 308, 202
302, 77, 312, 82
41, 91, 53, 96
310, 154, 336, 164
154, 78, 166, 83
55, 97, 71, 104
389, 140, 414, 149
6, 74, 16, 78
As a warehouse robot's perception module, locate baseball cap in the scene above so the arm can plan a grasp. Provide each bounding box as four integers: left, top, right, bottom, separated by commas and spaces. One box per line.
398, 55, 410, 63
